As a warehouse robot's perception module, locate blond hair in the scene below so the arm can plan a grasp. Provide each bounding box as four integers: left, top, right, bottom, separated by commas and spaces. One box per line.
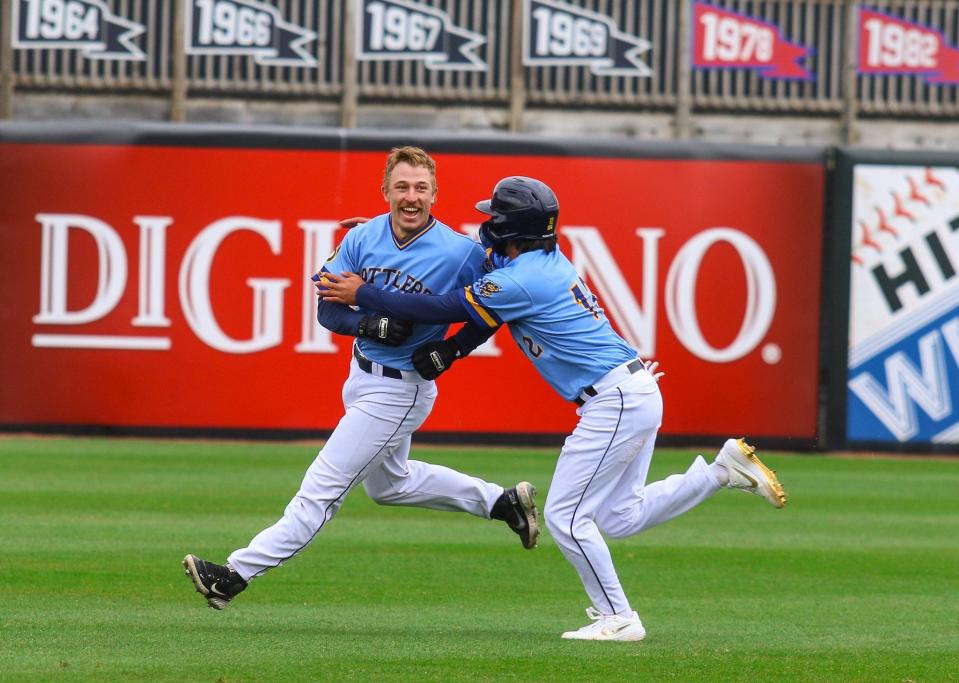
382, 146, 437, 192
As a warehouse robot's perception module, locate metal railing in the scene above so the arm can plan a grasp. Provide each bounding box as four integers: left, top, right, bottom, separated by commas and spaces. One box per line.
3, 0, 959, 134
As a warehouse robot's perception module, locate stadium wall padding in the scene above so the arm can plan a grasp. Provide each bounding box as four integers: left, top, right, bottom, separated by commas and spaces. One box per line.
1, 122, 832, 447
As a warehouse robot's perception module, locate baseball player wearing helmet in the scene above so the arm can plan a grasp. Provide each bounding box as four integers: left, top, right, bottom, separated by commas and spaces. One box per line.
183, 150, 539, 610
320, 176, 787, 641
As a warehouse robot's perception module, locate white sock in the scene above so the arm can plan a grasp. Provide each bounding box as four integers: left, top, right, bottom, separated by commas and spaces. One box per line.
708, 461, 730, 487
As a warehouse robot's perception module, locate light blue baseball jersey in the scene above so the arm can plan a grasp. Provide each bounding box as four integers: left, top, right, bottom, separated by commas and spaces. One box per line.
458, 248, 638, 401
325, 213, 486, 370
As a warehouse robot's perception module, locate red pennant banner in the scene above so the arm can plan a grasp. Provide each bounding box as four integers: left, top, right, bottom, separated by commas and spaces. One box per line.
692, 2, 813, 80
858, 7, 959, 84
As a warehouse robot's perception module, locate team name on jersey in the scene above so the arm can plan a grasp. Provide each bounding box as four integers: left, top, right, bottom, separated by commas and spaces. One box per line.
359, 267, 433, 295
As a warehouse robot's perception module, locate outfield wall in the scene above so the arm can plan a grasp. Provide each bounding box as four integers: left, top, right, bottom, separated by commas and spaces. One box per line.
4, 122, 950, 452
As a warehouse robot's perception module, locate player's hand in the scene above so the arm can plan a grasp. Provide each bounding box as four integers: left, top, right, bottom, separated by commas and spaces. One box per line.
412, 339, 460, 380
317, 271, 366, 305
357, 315, 414, 346
340, 216, 372, 229
643, 359, 664, 382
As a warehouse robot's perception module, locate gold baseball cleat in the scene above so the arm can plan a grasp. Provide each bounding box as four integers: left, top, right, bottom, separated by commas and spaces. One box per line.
715, 438, 787, 508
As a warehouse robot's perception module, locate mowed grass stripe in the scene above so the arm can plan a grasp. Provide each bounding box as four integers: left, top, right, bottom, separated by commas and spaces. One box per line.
0, 437, 956, 682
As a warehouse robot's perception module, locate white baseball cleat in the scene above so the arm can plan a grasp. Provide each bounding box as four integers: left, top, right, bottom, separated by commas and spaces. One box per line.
561, 607, 647, 642
715, 438, 787, 508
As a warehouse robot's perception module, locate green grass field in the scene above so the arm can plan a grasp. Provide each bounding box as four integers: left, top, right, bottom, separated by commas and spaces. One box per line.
0, 436, 957, 682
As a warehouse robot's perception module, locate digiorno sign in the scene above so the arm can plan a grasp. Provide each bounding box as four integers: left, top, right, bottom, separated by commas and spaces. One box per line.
0, 141, 823, 437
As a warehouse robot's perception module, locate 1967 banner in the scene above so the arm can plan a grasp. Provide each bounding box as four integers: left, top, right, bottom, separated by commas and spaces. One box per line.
0, 130, 823, 438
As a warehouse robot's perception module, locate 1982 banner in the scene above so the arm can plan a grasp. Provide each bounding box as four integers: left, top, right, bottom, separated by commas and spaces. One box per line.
0, 129, 823, 438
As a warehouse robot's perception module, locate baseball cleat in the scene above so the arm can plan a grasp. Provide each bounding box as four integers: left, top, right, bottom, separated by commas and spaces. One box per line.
506, 482, 540, 549
182, 554, 248, 610
561, 607, 647, 642
715, 438, 787, 508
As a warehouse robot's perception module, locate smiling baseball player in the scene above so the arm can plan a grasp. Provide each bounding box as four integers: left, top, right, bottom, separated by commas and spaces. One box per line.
319, 175, 787, 641
183, 149, 538, 610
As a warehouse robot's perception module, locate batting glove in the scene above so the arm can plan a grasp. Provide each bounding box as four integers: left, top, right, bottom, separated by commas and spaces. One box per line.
412, 339, 461, 380
356, 315, 414, 346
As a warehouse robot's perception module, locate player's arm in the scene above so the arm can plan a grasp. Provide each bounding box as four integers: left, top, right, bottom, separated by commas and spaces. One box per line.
320, 272, 503, 377
413, 321, 498, 379
312, 270, 413, 346
352, 278, 501, 364
321, 272, 505, 333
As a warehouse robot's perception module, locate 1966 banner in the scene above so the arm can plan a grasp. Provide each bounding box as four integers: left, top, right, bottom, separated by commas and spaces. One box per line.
0, 132, 823, 438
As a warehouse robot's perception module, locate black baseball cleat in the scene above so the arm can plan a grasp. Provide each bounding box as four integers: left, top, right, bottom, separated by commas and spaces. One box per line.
492, 482, 540, 549
182, 554, 248, 610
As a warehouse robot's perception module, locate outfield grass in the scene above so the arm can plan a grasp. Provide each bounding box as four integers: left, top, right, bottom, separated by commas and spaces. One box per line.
0, 436, 957, 682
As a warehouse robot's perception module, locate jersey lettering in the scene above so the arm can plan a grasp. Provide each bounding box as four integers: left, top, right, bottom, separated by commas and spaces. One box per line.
570, 279, 601, 320
359, 266, 433, 295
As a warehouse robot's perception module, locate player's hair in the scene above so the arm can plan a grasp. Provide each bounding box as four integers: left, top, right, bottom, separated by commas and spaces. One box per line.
382, 146, 437, 192
512, 237, 557, 254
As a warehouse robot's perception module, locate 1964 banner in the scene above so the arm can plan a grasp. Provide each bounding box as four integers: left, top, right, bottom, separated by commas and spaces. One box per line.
0, 130, 823, 438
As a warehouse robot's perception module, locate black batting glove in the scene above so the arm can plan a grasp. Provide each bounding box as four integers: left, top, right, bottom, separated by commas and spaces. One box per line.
356, 315, 414, 346
412, 339, 461, 380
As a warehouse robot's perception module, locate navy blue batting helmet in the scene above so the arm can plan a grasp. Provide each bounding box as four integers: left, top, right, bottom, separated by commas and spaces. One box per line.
476, 176, 559, 250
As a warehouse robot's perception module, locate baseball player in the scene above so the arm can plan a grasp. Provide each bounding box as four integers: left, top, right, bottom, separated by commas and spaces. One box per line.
319, 176, 788, 641
183, 149, 539, 610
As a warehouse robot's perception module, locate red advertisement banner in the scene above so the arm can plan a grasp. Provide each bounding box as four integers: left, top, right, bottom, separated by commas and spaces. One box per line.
0, 141, 823, 438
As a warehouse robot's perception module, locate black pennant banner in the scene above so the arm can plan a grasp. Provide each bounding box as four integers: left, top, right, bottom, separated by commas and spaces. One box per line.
357, 0, 486, 71
524, 0, 652, 77
186, 0, 317, 67
13, 0, 145, 60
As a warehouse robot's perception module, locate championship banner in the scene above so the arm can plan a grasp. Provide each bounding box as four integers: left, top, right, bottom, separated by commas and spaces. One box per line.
356, 0, 486, 71
0, 129, 823, 439
858, 7, 959, 84
186, 0, 317, 67
692, 1, 813, 80
523, 0, 652, 76
847, 165, 959, 445
12, 0, 145, 60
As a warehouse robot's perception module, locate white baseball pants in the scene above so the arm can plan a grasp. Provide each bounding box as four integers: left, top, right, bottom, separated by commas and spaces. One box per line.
544, 365, 722, 616
228, 359, 504, 581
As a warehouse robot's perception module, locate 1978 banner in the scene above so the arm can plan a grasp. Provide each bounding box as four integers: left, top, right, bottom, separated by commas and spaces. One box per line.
0, 130, 823, 438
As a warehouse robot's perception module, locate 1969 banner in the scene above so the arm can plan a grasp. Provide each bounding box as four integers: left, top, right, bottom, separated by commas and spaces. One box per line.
0, 128, 824, 438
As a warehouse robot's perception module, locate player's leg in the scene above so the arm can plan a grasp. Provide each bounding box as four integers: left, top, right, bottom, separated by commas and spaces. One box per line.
594, 433, 720, 539
223, 370, 434, 583
543, 384, 661, 628
595, 427, 784, 538
363, 432, 502, 517
362, 424, 539, 548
